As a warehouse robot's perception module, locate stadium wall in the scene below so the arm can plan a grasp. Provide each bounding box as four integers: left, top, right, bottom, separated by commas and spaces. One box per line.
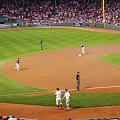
0, 20, 120, 30
105, 24, 120, 30
50, 22, 72, 26
95, 23, 120, 30
50, 22, 120, 30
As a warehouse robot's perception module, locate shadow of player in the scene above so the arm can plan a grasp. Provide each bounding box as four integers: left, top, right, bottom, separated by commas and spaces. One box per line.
20, 68, 29, 71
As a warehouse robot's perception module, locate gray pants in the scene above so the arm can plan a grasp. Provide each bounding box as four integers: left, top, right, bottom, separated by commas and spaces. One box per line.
40, 44, 43, 50
76, 80, 80, 90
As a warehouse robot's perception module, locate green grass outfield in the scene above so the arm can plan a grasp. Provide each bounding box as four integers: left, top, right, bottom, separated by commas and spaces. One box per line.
0, 28, 120, 108
100, 54, 120, 66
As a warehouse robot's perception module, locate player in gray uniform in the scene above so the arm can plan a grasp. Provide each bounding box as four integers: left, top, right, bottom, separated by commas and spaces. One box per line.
40, 40, 43, 50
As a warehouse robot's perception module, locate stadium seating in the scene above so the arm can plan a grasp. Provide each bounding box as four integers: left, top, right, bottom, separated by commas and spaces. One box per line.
0, 0, 119, 26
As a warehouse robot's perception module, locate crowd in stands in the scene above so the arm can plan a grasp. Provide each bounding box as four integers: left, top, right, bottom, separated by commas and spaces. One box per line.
0, 0, 120, 26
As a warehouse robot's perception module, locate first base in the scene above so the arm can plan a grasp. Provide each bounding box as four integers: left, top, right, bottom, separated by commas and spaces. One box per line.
78, 54, 81, 56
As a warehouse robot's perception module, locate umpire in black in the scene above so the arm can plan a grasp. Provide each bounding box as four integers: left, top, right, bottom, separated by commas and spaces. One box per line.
75, 72, 80, 90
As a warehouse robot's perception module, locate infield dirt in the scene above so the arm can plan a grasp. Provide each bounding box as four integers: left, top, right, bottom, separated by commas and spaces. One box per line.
1, 27, 120, 120
2, 45, 120, 93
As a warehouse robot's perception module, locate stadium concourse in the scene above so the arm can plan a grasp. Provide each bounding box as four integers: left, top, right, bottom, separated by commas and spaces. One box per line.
0, 0, 120, 26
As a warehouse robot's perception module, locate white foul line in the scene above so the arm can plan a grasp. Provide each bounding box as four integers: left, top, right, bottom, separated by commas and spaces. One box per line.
86, 86, 120, 90
0, 86, 120, 97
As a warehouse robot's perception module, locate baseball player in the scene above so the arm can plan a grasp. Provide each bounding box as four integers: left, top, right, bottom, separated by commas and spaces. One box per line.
14, 58, 20, 71
81, 44, 85, 55
62, 89, 71, 111
40, 40, 43, 50
55, 88, 63, 110
75, 72, 80, 90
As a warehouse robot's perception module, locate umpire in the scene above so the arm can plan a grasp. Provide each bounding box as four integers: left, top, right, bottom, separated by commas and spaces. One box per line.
75, 72, 80, 90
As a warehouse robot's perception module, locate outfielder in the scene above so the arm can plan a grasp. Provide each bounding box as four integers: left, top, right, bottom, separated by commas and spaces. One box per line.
62, 89, 71, 111
55, 88, 63, 110
40, 40, 43, 50
14, 58, 20, 71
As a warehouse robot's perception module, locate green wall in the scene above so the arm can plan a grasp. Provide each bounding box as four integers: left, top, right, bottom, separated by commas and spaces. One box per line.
96, 23, 120, 30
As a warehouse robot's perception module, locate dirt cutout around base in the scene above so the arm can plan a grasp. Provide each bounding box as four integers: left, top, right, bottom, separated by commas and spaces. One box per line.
1, 27, 120, 119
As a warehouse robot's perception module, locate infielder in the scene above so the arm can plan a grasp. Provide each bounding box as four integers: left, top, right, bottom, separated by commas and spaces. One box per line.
14, 58, 20, 71
62, 89, 71, 111
81, 44, 85, 55
55, 88, 63, 110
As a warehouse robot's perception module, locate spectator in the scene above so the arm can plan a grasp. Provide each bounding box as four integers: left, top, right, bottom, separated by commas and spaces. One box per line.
0, 0, 119, 26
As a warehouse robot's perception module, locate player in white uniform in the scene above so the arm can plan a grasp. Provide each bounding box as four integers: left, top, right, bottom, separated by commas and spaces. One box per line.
55, 88, 62, 110
81, 44, 85, 55
14, 58, 20, 71
62, 89, 70, 111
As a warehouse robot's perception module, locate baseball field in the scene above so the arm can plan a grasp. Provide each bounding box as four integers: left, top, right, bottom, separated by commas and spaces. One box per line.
0, 27, 120, 119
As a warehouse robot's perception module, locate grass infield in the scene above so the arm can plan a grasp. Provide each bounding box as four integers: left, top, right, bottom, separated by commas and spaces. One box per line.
0, 28, 120, 108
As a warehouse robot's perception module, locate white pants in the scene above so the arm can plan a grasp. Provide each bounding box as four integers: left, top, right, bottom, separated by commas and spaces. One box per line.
81, 47, 85, 54
66, 98, 70, 110
56, 98, 62, 105
15, 63, 20, 71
